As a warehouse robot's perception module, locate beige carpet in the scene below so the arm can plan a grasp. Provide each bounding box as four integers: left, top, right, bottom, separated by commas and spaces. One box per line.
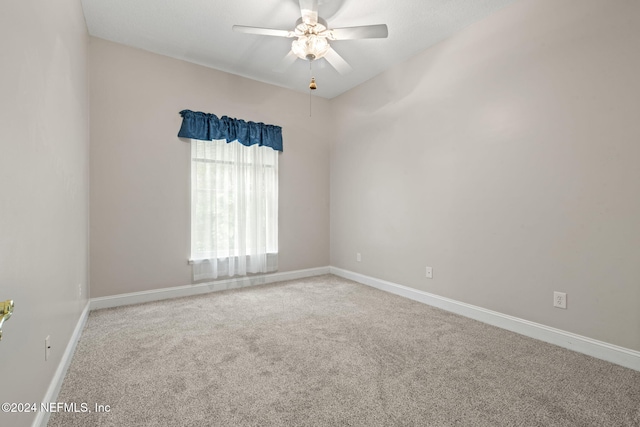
49, 275, 640, 426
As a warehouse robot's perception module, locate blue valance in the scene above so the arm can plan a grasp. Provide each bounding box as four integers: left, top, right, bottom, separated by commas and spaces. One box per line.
178, 110, 283, 152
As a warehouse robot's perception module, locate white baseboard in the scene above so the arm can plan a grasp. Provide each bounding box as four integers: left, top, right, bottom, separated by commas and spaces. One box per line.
33, 302, 90, 427
330, 267, 640, 372
90, 266, 331, 311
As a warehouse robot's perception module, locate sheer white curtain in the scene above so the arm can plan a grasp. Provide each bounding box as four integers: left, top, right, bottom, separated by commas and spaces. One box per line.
190, 139, 278, 280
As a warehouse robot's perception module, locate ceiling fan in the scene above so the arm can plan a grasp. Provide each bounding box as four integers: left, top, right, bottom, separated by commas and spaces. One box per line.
232, 0, 388, 75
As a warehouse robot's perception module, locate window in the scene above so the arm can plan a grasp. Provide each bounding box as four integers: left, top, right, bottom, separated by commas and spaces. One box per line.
190, 139, 278, 280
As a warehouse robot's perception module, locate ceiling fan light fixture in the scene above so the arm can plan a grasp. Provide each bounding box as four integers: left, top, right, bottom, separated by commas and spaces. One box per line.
291, 35, 330, 61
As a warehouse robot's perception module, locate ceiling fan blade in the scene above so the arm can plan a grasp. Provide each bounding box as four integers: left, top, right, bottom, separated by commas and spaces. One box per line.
232, 25, 294, 38
274, 51, 299, 72
299, 0, 318, 25
325, 24, 388, 40
323, 47, 352, 75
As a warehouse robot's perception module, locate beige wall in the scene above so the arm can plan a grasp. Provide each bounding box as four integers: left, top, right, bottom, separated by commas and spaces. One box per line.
330, 0, 640, 351
89, 38, 331, 298
0, 0, 89, 425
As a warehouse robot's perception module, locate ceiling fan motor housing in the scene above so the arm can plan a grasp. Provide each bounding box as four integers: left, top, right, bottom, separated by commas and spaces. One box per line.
291, 17, 331, 61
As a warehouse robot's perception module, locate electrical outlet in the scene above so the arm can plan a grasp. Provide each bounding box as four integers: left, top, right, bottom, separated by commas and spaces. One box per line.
78, 283, 82, 298
356, 253, 361, 262
425, 266, 433, 279
45, 335, 51, 361
553, 292, 567, 309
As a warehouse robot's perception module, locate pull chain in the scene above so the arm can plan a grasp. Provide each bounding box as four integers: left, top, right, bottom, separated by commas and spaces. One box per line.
308, 61, 317, 117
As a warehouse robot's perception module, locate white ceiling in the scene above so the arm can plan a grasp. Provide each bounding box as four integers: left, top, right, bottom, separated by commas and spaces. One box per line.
81, 0, 518, 99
